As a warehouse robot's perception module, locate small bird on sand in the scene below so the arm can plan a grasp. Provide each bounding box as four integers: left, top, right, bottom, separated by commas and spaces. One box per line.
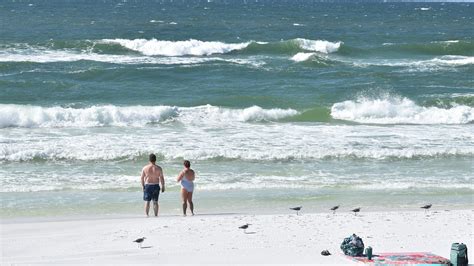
133, 237, 146, 248
351, 208, 361, 216
330, 205, 339, 214
421, 204, 432, 211
290, 206, 302, 215
239, 223, 250, 233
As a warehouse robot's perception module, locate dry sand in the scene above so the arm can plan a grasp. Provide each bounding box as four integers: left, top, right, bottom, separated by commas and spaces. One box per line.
2, 209, 473, 265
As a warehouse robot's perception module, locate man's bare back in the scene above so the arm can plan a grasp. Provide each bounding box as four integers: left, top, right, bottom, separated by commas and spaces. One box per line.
141, 164, 163, 185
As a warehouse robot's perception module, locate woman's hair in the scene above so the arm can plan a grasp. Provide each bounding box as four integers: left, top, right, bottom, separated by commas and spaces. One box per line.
183, 160, 191, 168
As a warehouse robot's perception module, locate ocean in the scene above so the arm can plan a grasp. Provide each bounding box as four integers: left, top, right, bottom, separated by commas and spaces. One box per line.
1, 0, 473, 218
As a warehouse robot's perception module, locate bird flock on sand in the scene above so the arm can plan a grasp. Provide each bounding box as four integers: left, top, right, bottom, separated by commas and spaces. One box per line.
133, 204, 433, 250
288, 205, 362, 216
238, 204, 433, 234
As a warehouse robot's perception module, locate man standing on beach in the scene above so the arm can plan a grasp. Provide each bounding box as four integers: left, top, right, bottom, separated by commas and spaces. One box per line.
140, 154, 165, 217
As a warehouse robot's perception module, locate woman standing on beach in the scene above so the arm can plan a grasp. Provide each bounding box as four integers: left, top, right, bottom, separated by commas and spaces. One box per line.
176, 160, 195, 216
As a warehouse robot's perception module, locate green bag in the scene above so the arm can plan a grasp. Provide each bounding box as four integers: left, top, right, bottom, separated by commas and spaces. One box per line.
341, 234, 365, 256
450, 243, 468, 266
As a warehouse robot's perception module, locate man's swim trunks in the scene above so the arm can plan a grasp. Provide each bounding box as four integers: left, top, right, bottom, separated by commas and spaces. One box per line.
143, 184, 160, 202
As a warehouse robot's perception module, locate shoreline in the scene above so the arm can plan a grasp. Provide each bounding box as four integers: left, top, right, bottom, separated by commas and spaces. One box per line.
2, 206, 472, 224
2, 209, 473, 264
2, 206, 473, 223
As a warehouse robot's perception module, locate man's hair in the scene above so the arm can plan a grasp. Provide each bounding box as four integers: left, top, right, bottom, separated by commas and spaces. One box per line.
149, 153, 157, 162
183, 160, 191, 168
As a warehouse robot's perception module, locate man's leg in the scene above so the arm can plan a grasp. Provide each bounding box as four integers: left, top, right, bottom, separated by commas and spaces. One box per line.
153, 201, 159, 217
181, 189, 188, 216
144, 201, 151, 217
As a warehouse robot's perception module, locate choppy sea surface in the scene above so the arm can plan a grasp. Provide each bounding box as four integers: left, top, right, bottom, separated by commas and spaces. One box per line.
1, 0, 473, 218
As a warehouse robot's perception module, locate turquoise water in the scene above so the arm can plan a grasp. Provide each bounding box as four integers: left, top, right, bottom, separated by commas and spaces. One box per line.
1, 1, 473, 218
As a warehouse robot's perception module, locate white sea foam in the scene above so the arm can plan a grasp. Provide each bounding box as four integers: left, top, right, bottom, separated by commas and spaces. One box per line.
0, 104, 298, 128
291, 52, 315, 62
198, 180, 474, 191
438, 40, 459, 43
355, 182, 473, 191
2, 169, 471, 192
2, 142, 472, 163
351, 55, 474, 71
0, 47, 264, 66
295, 38, 342, 54
1, 121, 473, 163
183, 105, 298, 123
0, 105, 179, 128
330, 96, 474, 124
449, 93, 474, 98
100, 38, 250, 56
0, 49, 152, 64
428, 55, 474, 66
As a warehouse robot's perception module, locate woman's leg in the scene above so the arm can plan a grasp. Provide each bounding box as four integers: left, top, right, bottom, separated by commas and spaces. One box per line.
181, 189, 188, 216
188, 192, 194, 215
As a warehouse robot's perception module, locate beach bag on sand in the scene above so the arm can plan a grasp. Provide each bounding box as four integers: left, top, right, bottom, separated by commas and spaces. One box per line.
340, 234, 365, 256
450, 243, 468, 266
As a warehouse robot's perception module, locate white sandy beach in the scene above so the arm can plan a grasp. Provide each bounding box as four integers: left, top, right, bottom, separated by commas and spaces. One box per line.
1, 209, 473, 265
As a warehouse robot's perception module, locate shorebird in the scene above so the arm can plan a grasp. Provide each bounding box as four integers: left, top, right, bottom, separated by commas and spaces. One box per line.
133, 237, 146, 248
330, 205, 339, 214
239, 223, 250, 233
290, 206, 302, 215
421, 204, 432, 212
351, 208, 361, 216
421, 204, 432, 210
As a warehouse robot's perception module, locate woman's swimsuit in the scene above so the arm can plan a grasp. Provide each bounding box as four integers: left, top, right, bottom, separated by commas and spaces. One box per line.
181, 176, 194, 192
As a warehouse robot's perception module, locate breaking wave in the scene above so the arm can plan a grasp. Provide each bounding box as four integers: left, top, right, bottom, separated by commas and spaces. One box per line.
0, 46, 263, 66
242, 38, 342, 55
100, 38, 251, 56
291, 52, 315, 62
290, 52, 336, 66
100, 38, 343, 56
295, 38, 342, 54
1, 136, 472, 162
0, 104, 299, 128
0, 38, 343, 64
330, 96, 474, 124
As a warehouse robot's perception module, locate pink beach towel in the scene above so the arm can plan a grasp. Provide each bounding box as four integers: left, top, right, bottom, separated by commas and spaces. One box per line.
347, 252, 450, 265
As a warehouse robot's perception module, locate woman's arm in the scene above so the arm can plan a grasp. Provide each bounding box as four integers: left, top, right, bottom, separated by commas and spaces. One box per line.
176, 169, 185, 182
